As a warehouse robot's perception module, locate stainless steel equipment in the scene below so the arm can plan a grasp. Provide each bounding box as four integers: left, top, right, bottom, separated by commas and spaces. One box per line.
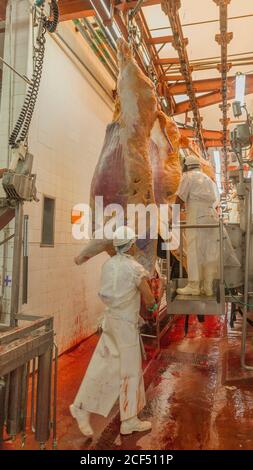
0, 315, 57, 449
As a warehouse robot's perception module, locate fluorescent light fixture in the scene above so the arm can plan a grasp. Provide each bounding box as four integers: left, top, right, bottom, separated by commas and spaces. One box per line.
235, 73, 246, 106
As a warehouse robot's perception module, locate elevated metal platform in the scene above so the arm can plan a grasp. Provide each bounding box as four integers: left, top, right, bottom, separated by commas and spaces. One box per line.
170, 294, 222, 316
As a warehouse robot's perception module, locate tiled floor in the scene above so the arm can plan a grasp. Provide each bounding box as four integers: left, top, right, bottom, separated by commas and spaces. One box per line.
2, 313, 253, 450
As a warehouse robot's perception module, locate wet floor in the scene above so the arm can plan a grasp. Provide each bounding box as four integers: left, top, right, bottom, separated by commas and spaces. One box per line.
2, 312, 253, 450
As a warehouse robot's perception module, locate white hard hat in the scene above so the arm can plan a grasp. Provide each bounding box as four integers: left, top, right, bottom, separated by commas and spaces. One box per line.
184, 155, 201, 167
113, 225, 136, 247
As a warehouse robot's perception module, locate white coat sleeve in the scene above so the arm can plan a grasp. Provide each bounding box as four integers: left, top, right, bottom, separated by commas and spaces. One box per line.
176, 174, 190, 202
131, 262, 149, 287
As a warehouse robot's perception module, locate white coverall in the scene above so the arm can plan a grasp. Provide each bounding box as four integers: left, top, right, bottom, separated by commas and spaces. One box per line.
73, 253, 148, 421
176, 170, 219, 283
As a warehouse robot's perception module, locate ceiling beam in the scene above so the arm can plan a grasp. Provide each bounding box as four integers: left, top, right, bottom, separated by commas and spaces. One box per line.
173, 74, 253, 114
168, 76, 236, 94
180, 128, 224, 141
154, 57, 180, 65
146, 35, 174, 44
161, 74, 184, 81
58, 0, 95, 21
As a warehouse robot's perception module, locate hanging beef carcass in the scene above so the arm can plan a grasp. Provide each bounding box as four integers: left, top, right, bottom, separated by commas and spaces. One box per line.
75, 38, 159, 273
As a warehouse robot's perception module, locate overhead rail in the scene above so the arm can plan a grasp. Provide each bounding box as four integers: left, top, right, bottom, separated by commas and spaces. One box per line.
161, 0, 207, 157
214, 0, 233, 193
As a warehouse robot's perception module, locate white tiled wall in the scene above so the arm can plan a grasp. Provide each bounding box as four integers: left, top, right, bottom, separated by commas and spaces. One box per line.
0, 2, 114, 353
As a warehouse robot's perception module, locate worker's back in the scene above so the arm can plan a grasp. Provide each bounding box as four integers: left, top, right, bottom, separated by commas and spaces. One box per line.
99, 253, 147, 321
181, 170, 217, 204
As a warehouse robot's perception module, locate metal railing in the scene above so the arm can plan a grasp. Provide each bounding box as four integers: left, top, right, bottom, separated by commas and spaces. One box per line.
166, 217, 225, 315
0, 315, 57, 449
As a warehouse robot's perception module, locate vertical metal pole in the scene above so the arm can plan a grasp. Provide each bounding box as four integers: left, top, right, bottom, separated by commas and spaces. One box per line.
10, 203, 24, 326
241, 185, 253, 369
52, 343, 58, 450
20, 361, 30, 447
219, 217, 225, 314
166, 241, 171, 316
6, 366, 23, 436
22, 215, 29, 304
0, 378, 6, 442
179, 227, 183, 278
35, 346, 53, 447
30, 357, 36, 432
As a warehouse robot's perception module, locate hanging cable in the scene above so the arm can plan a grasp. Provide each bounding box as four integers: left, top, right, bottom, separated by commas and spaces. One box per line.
9, 0, 59, 148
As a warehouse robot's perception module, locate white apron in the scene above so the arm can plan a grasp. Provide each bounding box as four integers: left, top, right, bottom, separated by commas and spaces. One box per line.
73, 254, 147, 421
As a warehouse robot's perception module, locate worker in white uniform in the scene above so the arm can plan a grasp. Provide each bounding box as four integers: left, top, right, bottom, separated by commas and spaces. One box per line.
70, 226, 158, 436
175, 155, 219, 296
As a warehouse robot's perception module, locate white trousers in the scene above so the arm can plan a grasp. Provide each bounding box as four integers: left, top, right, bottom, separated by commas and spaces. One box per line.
73, 315, 146, 421
186, 201, 219, 283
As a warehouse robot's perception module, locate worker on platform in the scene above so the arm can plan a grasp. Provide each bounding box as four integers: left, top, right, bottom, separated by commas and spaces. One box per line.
175, 155, 220, 297
70, 225, 157, 437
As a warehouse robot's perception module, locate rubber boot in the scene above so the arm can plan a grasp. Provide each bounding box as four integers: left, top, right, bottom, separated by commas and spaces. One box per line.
120, 416, 152, 435
70, 404, 94, 437
203, 278, 214, 297
176, 281, 200, 296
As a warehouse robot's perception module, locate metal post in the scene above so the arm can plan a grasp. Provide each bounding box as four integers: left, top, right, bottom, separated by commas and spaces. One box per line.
166, 242, 171, 316
219, 217, 225, 314
22, 215, 29, 304
20, 361, 30, 447
30, 357, 36, 432
241, 184, 253, 370
6, 366, 23, 437
35, 346, 53, 447
179, 226, 183, 278
52, 343, 58, 450
0, 378, 6, 442
10, 204, 24, 327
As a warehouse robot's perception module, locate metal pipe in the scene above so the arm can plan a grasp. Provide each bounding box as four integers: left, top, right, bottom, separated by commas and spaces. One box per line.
166, 245, 171, 316
0, 377, 6, 442
74, 19, 117, 81
219, 218, 225, 286
35, 346, 53, 447
94, 14, 117, 56
22, 215, 29, 304
6, 366, 23, 437
81, 18, 118, 73
179, 226, 183, 278
175, 223, 220, 229
30, 357, 36, 432
20, 361, 30, 447
10, 204, 24, 327
241, 185, 253, 370
52, 343, 58, 450
130, 0, 144, 18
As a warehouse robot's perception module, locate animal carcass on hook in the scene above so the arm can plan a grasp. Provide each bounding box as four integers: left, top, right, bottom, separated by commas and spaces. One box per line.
75, 38, 158, 273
